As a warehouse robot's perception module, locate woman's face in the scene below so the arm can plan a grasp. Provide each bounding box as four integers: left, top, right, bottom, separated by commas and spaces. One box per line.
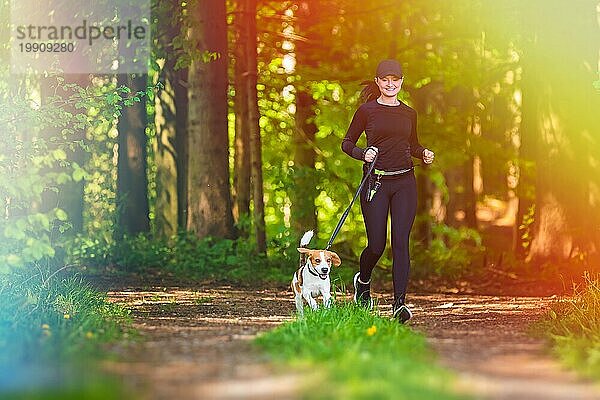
375, 75, 403, 97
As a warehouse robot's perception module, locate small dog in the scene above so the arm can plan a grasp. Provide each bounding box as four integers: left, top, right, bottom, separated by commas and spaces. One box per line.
291, 230, 341, 315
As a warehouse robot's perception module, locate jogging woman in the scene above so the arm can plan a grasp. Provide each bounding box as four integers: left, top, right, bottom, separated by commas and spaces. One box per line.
341, 59, 434, 323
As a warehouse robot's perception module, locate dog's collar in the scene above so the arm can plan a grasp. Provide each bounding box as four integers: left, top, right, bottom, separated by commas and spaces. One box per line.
306, 263, 328, 280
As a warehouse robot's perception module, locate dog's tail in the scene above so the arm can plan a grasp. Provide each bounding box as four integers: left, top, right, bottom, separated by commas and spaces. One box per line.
299, 230, 314, 248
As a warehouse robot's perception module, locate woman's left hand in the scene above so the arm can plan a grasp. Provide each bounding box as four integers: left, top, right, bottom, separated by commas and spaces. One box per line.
423, 149, 435, 164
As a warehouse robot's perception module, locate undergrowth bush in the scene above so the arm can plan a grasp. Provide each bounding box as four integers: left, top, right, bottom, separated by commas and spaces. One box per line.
69, 232, 296, 285
69, 221, 484, 287
410, 223, 483, 280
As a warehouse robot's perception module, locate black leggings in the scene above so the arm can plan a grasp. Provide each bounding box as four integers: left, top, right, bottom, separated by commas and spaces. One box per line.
359, 172, 417, 302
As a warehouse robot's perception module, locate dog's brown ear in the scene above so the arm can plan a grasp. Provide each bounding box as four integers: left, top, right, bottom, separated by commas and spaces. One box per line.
328, 251, 342, 267
297, 247, 311, 254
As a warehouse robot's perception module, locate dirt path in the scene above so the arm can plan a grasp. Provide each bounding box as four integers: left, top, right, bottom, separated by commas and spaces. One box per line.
103, 284, 600, 400
408, 294, 600, 400
103, 286, 298, 400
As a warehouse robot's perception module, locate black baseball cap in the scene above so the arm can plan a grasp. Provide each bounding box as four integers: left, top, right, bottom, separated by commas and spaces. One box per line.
376, 59, 403, 78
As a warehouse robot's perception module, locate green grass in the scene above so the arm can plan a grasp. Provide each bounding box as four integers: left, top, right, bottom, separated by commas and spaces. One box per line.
0, 268, 134, 398
537, 274, 600, 380
0, 371, 131, 400
255, 302, 471, 400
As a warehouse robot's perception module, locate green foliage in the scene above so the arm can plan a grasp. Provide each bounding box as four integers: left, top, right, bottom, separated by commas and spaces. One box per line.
69, 232, 295, 285
2, 1, 555, 285
0, 73, 160, 273
411, 223, 484, 279
255, 303, 470, 400
367, 220, 487, 282
151, 0, 201, 71
249, 1, 521, 275
0, 84, 82, 269
536, 274, 600, 380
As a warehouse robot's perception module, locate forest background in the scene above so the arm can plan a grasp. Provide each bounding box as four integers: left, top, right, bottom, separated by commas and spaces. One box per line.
1, 0, 600, 398
1, 0, 600, 308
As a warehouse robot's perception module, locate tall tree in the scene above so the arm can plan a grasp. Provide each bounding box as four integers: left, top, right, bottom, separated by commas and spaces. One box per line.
522, 0, 600, 265
153, 64, 188, 238
187, 0, 235, 239
244, 0, 267, 252
233, 0, 266, 252
232, 0, 252, 225
514, 22, 539, 257
291, 1, 319, 235
153, 0, 189, 238
232, 70, 251, 227
116, 73, 151, 236
174, 69, 189, 231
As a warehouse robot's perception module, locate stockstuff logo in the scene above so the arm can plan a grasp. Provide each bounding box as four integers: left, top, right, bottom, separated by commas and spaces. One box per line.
10, 1, 150, 74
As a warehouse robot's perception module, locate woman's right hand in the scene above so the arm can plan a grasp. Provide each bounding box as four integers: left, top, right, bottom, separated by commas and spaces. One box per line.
364, 146, 378, 162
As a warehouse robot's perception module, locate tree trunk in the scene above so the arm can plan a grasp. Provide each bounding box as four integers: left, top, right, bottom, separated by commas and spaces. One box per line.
444, 156, 476, 229
116, 73, 150, 236
414, 172, 432, 247
242, 0, 267, 253
292, 91, 318, 234
444, 167, 463, 227
232, 0, 251, 226
463, 155, 477, 228
513, 53, 538, 258
291, 1, 318, 235
153, 0, 189, 238
410, 85, 433, 246
153, 61, 187, 239
174, 68, 189, 232
187, 0, 235, 239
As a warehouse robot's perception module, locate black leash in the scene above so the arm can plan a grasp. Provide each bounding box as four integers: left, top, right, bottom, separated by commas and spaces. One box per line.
325, 152, 379, 250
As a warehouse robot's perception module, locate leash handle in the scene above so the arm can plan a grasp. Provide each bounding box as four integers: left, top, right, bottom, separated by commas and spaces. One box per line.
326, 152, 379, 250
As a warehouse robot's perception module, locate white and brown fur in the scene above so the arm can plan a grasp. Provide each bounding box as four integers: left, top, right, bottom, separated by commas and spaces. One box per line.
291, 230, 341, 315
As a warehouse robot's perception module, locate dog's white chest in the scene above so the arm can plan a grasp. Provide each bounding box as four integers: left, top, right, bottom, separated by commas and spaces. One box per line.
293, 232, 341, 315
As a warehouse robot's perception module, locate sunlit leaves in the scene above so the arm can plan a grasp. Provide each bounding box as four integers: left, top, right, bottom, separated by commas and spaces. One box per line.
1, 72, 161, 272
55, 209, 69, 222
72, 162, 87, 182
105, 91, 122, 106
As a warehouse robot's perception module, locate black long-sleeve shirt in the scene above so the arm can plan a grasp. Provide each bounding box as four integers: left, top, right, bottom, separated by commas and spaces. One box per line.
341, 100, 425, 172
